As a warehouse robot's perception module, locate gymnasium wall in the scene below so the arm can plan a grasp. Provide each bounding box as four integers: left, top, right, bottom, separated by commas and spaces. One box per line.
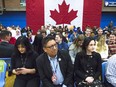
0, 11, 116, 29
100, 12, 116, 29
0, 11, 26, 28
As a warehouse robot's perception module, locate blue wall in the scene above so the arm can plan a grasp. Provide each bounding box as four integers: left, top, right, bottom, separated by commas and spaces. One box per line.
100, 12, 116, 29
0, 11, 116, 29
0, 11, 26, 28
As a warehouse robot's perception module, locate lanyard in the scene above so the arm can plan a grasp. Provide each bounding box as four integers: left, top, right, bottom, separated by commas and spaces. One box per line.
50, 59, 59, 73
21, 55, 27, 67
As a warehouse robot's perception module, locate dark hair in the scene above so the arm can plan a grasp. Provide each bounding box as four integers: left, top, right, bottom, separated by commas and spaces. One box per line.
82, 37, 95, 51
27, 31, 32, 37
33, 34, 43, 46
73, 34, 85, 47
55, 33, 63, 38
33, 34, 43, 55
42, 36, 55, 48
0, 30, 11, 39
40, 30, 46, 35
14, 36, 33, 56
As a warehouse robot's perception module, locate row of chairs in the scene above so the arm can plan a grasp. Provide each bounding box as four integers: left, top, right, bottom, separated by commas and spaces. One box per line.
102, 61, 107, 83
0, 58, 107, 87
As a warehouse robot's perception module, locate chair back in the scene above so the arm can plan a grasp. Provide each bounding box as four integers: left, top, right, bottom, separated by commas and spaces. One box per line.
102, 61, 107, 83
0, 60, 7, 87
0, 58, 11, 71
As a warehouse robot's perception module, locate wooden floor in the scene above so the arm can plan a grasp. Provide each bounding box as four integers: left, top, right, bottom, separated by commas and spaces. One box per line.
5, 72, 16, 87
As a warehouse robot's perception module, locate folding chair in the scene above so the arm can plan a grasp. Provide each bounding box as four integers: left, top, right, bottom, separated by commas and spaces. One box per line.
0, 58, 11, 71
0, 60, 7, 87
102, 61, 107, 83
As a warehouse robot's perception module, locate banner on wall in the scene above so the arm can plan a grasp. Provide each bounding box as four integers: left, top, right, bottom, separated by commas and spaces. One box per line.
20, 0, 26, 7
26, 0, 102, 34
104, 0, 116, 7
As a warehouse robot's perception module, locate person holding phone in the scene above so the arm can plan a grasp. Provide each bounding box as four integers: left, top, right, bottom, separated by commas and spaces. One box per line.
11, 36, 40, 87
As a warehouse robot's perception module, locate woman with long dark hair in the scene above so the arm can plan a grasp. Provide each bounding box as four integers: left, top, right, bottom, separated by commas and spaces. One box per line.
32, 34, 44, 55
11, 36, 40, 87
74, 37, 102, 87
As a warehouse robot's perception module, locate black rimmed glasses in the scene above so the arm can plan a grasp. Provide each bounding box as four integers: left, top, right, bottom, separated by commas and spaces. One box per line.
46, 43, 58, 49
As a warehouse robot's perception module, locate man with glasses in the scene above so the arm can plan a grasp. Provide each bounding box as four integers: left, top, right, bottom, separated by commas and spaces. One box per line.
36, 36, 73, 87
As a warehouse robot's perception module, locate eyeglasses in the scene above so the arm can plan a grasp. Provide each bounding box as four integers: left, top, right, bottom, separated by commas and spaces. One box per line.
46, 44, 57, 49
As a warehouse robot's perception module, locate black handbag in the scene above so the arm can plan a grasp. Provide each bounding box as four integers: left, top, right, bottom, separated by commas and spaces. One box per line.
77, 80, 103, 87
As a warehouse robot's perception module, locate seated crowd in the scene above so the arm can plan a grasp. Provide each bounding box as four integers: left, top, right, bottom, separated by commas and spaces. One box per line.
0, 23, 116, 87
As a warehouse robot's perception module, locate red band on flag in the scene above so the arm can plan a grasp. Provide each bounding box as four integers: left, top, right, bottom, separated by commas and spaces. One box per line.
82, 0, 102, 31
26, 0, 44, 34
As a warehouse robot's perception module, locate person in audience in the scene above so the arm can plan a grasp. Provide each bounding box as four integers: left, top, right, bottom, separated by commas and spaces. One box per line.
77, 27, 83, 34
94, 27, 103, 41
11, 36, 40, 87
108, 21, 114, 31
105, 30, 111, 44
32, 34, 44, 56
74, 37, 102, 87
26, 26, 33, 33
69, 28, 78, 42
9, 31, 16, 45
21, 27, 27, 36
48, 28, 56, 38
27, 31, 35, 44
63, 31, 69, 43
69, 34, 84, 64
36, 36, 73, 87
45, 25, 51, 36
0, 30, 14, 58
55, 33, 69, 51
7, 26, 17, 37
40, 30, 47, 38
84, 28, 92, 38
108, 33, 116, 57
15, 28, 21, 39
95, 35, 108, 61
106, 54, 116, 87
92, 26, 98, 35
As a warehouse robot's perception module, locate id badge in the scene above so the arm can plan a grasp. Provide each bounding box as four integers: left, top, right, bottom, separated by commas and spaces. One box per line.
51, 73, 57, 82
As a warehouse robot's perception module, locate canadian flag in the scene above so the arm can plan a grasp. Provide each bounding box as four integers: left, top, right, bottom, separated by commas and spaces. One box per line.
26, 0, 102, 34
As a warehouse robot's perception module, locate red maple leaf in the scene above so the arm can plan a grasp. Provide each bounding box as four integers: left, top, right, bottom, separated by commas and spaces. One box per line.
50, 0, 78, 25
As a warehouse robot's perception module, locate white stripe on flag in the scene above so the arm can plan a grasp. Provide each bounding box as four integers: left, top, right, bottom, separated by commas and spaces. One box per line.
44, 0, 84, 28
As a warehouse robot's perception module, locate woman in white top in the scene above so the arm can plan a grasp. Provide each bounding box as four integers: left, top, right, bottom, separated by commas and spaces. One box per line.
69, 34, 85, 64
95, 35, 108, 61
